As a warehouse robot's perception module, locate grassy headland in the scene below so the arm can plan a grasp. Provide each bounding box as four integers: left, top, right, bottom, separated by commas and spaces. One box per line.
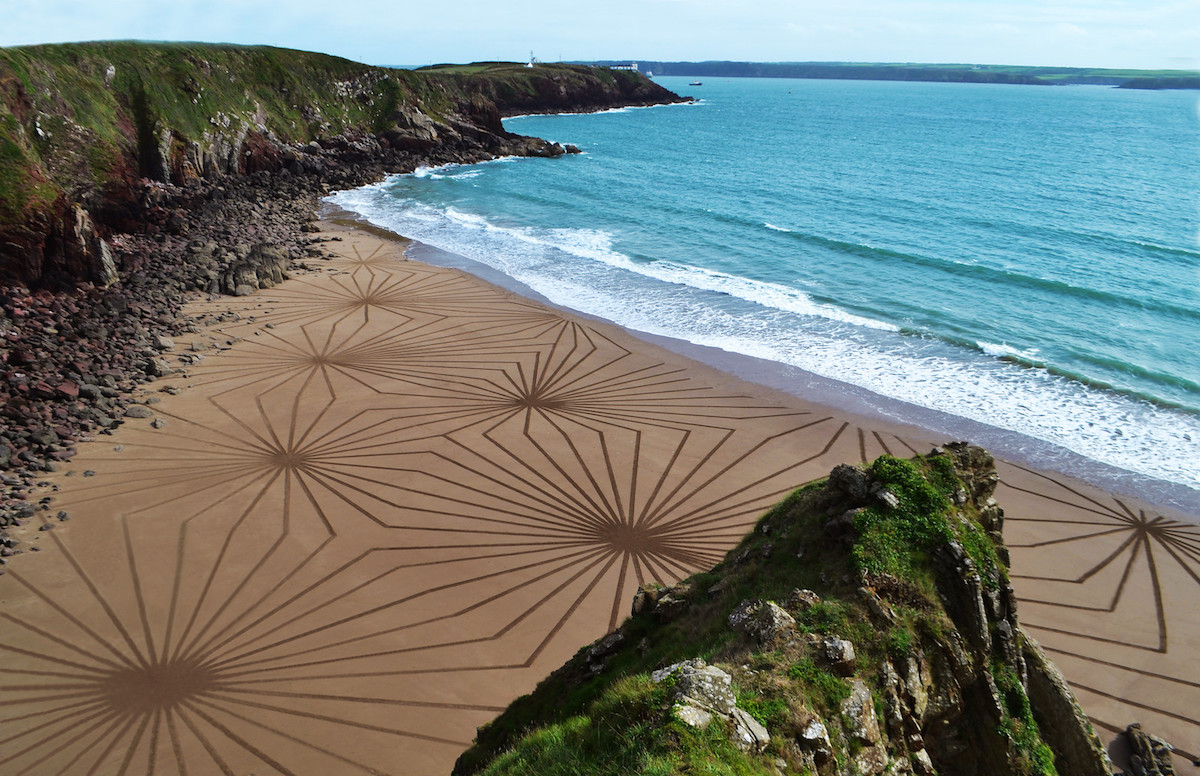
0, 42, 682, 286
455, 445, 1112, 776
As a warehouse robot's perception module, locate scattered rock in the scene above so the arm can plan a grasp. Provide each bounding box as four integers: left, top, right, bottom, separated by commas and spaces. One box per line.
728, 599, 797, 648
124, 405, 154, 418
1125, 723, 1175, 776
823, 636, 857, 676
730, 707, 770, 752
786, 588, 821, 610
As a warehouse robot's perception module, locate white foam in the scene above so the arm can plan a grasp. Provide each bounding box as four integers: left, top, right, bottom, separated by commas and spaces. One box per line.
326, 188, 1200, 491
503, 100, 703, 122
978, 341, 1043, 362
764, 223, 792, 232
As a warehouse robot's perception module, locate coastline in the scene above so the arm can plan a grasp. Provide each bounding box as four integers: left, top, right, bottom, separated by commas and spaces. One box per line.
2, 216, 1196, 773
324, 203, 1200, 519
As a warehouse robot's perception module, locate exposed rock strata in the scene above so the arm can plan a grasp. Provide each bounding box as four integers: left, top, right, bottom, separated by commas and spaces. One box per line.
0, 44, 685, 547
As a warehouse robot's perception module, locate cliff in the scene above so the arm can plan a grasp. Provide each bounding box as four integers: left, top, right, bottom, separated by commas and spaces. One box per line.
0, 42, 685, 288
0, 42, 684, 523
453, 444, 1115, 776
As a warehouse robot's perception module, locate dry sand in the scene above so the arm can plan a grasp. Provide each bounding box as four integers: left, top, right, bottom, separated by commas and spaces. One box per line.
1, 221, 1196, 775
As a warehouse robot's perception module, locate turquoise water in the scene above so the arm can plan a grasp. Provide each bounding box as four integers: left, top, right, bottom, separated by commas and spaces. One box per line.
331, 76, 1200, 491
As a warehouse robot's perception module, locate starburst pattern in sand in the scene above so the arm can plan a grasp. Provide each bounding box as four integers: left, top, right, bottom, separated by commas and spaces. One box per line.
999, 461, 1200, 766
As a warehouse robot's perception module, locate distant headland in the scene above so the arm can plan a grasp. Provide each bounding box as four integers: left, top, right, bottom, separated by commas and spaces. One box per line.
585, 60, 1200, 89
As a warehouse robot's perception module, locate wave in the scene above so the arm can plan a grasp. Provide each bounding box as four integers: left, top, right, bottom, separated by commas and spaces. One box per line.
763, 227, 1200, 323
503, 100, 702, 122
412, 164, 487, 181
328, 183, 1200, 491
433, 206, 900, 332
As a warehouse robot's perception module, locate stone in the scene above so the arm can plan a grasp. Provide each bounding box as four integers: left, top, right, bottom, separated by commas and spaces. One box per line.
146, 358, 173, 377
672, 703, 713, 730
797, 715, 834, 764
153, 334, 176, 351
841, 680, 882, 744
730, 707, 770, 752
727, 599, 797, 648
653, 592, 689, 623
585, 631, 625, 674
150, 418, 168, 429
124, 405, 154, 418
1126, 722, 1175, 776
786, 588, 821, 610
1022, 637, 1114, 776
823, 636, 857, 676
631, 583, 662, 615
653, 659, 736, 716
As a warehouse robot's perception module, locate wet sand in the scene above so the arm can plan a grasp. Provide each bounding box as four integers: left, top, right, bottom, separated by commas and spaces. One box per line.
2, 221, 1196, 775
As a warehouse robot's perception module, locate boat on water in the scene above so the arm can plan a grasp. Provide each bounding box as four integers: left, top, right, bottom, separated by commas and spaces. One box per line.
689, 80, 702, 86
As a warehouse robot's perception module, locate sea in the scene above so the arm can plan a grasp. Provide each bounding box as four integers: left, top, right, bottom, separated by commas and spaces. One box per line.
328, 76, 1200, 506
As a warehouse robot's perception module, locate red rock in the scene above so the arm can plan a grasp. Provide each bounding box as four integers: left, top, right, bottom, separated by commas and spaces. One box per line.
55, 381, 79, 399
31, 381, 55, 399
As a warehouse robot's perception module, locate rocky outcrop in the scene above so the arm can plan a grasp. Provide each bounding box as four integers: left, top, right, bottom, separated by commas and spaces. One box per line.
0, 43, 683, 288
1125, 723, 1176, 776
0, 45, 685, 531
454, 447, 1116, 776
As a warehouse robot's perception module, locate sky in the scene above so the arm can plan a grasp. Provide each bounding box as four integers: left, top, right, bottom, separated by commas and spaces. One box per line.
1, 0, 1198, 71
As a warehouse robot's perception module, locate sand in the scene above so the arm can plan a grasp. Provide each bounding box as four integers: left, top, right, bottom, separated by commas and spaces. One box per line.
1, 221, 1196, 775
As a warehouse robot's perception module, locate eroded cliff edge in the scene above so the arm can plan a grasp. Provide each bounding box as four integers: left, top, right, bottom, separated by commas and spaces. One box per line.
0, 42, 685, 288
454, 444, 1116, 776
0, 43, 684, 518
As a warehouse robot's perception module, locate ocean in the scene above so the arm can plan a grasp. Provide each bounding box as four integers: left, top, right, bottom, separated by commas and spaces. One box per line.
329, 76, 1200, 498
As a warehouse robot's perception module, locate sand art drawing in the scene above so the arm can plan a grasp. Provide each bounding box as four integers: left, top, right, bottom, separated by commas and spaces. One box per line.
998, 464, 1200, 760
1, 231, 1196, 773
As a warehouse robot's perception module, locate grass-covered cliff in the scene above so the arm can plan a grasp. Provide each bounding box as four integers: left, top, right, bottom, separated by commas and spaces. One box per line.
454, 445, 1114, 776
0, 42, 684, 286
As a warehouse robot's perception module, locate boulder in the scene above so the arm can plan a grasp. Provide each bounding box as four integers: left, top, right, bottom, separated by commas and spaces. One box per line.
1126, 723, 1175, 776
728, 599, 797, 648
822, 636, 857, 676
730, 708, 770, 752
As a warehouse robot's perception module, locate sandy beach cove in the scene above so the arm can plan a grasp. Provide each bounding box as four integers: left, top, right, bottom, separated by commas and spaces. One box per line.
2, 220, 1196, 775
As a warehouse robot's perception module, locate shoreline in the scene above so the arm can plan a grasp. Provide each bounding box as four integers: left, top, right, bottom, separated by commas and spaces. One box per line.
324, 203, 1200, 519
2, 216, 1196, 772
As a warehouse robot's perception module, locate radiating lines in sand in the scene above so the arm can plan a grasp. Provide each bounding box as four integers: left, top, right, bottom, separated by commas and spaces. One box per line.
998, 462, 1200, 765
1, 238, 926, 774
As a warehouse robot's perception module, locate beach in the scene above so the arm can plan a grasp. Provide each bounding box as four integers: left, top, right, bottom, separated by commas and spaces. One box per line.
1, 220, 1196, 775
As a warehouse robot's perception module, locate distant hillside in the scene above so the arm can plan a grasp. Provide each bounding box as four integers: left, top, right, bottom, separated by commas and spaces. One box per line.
588, 60, 1200, 89
0, 43, 683, 286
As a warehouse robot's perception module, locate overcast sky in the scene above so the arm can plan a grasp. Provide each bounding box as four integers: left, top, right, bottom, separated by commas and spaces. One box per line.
2, 0, 1198, 70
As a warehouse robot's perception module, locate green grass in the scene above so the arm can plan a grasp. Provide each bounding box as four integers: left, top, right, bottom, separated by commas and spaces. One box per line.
457, 451, 1055, 775
993, 661, 1059, 776
785, 658, 852, 715
850, 454, 1006, 590
476, 676, 774, 776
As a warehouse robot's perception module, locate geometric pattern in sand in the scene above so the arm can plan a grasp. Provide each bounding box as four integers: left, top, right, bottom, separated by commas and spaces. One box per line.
0, 233, 922, 775
1, 228, 1196, 774
998, 463, 1200, 769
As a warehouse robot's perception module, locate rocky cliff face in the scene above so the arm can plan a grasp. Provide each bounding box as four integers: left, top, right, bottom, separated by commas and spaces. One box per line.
0, 44, 684, 288
454, 445, 1115, 776
0, 43, 686, 527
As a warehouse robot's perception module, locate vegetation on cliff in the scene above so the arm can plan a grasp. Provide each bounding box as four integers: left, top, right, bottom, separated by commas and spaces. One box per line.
0, 42, 683, 286
454, 445, 1113, 776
